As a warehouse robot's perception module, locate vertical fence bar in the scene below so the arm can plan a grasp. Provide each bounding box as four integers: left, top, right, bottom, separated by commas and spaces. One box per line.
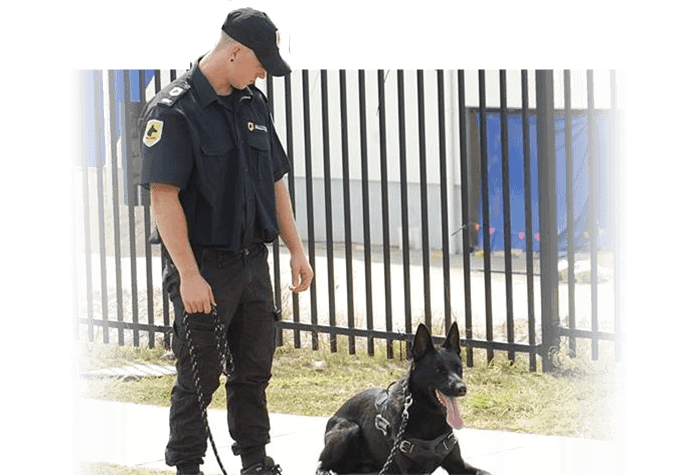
284, 73, 301, 348
139, 69, 155, 348
108, 70, 125, 346
611, 70, 622, 362
320, 70, 338, 352
437, 70, 452, 332
457, 70, 474, 367
536, 70, 560, 372
93, 69, 110, 344
499, 70, 516, 362
358, 70, 375, 355
339, 70, 356, 354
587, 70, 599, 361
563, 70, 577, 356
266, 76, 283, 347
478, 70, 494, 362
521, 70, 537, 371
417, 70, 433, 330
123, 70, 140, 347
301, 70, 318, 350
155, 70, 171, 349
377, 70, 394, 358
397, 70, 413, 355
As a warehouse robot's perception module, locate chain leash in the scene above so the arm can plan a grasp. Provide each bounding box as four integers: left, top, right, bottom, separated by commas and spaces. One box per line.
378, 375, 414, 475
184, 306, 234, 475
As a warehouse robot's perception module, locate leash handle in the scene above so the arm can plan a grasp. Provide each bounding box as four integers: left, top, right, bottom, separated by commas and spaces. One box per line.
184, 308, 230, 475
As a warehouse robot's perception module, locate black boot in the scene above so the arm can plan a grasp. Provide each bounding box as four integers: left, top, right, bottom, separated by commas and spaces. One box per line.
240, 456, 282, 474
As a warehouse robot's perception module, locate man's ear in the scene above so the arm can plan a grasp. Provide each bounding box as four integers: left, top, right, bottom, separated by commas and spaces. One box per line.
229, 43, 243, 62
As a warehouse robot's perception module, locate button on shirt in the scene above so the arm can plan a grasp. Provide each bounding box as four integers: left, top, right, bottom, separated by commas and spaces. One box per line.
139, 61, 291, 251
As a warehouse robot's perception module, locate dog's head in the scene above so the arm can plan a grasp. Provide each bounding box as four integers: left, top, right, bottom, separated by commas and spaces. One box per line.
410, 322, 466, 429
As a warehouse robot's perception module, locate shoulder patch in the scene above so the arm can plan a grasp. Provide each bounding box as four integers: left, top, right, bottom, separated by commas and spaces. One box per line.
143, 119, 164, 147
157, 83, 191, 107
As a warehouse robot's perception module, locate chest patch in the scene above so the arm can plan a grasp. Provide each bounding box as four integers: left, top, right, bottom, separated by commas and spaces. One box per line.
143, 119, 164, 147
247, 121, 268, 132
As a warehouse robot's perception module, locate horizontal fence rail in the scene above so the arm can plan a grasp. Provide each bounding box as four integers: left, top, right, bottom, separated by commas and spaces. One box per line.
74, 69, 622, 371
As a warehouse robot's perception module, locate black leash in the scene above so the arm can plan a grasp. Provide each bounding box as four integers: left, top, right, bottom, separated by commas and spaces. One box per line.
183, 305, 234, 475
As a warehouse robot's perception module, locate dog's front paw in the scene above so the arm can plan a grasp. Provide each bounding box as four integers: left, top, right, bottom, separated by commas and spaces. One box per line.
475, 470, 492, 475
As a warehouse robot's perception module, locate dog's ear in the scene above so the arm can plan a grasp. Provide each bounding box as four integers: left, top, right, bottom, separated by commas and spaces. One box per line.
442, 321, 461, 355
412, 324, 435, 362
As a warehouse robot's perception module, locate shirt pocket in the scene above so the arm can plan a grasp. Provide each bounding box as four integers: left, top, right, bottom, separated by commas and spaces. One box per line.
246, 130, 272, 179
199, 138, 236, 200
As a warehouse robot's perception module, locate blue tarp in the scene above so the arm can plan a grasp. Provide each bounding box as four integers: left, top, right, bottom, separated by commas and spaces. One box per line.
476, 112, 613, 255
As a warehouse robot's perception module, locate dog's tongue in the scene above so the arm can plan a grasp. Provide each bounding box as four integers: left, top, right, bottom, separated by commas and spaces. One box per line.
437, 391, 464, 429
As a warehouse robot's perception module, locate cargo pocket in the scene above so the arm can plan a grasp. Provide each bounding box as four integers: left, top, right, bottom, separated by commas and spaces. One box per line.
183, 313, 219, 349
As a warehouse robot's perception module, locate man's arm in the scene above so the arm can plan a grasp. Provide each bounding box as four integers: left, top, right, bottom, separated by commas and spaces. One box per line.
275, 179, 313, 293
150, 183, 215, 313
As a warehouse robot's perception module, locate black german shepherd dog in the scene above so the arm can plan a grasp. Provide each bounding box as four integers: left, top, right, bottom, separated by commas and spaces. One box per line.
316, 323, 491, 475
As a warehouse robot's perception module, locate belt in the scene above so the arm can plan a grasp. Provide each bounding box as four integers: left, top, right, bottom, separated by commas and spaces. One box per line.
195, 243, 264, 260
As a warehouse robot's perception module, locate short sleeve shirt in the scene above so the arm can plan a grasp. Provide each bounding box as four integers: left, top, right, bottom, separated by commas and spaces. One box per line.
139, 61, 291, 251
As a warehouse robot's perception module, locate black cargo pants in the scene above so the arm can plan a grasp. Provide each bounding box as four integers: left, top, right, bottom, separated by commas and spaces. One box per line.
162, 243, 279, 470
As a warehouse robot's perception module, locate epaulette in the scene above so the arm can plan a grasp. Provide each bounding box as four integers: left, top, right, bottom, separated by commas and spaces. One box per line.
156, 81, 191, 107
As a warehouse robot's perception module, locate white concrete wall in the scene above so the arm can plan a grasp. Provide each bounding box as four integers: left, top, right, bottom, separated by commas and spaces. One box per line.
260, 69, 621, 252
134, 68, 621, 253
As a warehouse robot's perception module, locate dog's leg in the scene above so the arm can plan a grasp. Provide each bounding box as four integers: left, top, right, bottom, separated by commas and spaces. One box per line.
440, 445, 492, 475
318, 418, 366, 474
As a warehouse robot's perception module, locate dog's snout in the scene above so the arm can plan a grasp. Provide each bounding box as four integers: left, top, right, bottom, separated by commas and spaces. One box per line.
453, 382, 467, 396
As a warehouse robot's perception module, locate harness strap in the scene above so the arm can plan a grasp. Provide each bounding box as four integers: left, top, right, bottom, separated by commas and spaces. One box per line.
398, 432, 457, 463
374, 390, 457, 466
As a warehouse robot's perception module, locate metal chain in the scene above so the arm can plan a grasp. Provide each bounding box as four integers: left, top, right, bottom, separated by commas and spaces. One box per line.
378, 376, 414, 475
184, 306, 233, 475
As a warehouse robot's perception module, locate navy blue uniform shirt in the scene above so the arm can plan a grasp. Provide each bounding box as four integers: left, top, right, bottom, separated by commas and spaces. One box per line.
139, 60, 291, 251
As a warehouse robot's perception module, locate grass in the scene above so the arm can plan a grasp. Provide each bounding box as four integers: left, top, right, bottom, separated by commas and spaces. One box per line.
77, 332, 620, 438
77, 332, 621, 474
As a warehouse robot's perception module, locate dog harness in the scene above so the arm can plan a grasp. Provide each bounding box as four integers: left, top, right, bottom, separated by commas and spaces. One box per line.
374, 389, 458, 467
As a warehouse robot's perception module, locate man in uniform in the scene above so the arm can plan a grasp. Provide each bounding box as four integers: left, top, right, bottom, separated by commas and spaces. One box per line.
139, 8, 313, 475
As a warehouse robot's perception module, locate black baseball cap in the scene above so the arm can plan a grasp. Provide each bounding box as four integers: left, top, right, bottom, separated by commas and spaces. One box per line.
222, 8, 291, 77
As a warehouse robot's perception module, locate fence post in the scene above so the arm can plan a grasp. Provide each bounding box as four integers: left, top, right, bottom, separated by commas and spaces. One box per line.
535, 70, 560, 372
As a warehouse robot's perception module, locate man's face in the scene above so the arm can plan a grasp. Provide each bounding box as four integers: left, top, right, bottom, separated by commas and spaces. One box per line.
230, 46, 267, 90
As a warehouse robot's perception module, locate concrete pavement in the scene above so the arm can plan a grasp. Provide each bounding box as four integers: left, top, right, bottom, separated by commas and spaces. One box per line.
75, 398, 621, 475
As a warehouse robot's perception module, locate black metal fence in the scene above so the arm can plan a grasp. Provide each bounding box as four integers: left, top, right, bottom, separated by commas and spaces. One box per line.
74, 68, 623, 372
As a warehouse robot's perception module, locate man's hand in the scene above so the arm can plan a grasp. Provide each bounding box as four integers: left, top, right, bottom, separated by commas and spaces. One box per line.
289, 252, 313, 293
275, 179, 313, 293
179, 272, 216, 314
